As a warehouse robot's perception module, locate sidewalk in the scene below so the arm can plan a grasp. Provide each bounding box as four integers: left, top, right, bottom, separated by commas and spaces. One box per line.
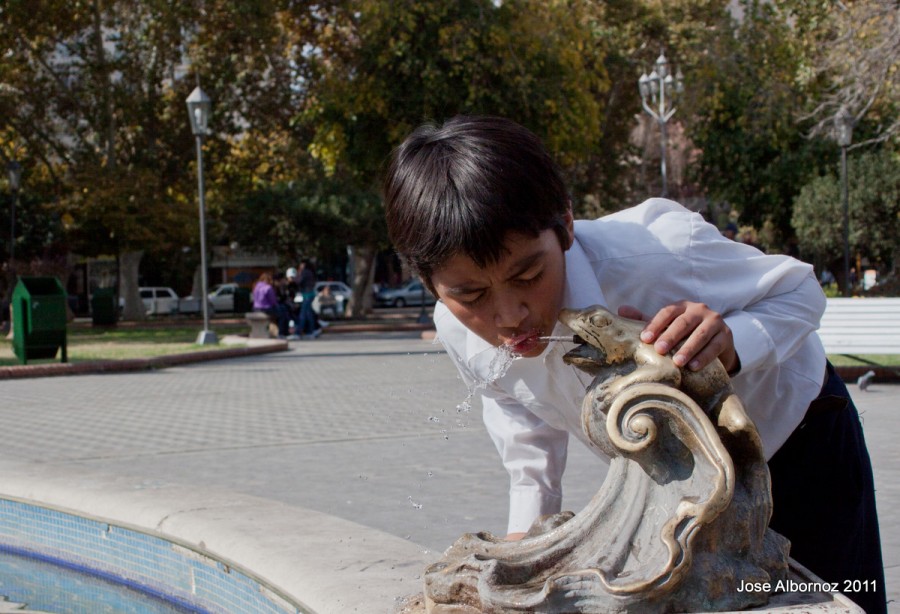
0, 331, 896, 610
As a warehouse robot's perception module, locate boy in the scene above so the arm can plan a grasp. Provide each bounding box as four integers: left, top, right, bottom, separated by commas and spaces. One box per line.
384, 116, 885, 613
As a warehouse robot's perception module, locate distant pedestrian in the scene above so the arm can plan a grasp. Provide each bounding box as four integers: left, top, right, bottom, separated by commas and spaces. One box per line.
283, 268, 302, 335
297, 260, 322, 338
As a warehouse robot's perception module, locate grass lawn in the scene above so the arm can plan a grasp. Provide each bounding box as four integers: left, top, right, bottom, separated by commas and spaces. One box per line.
0, 321, 249, 366
827, 354, 900, 367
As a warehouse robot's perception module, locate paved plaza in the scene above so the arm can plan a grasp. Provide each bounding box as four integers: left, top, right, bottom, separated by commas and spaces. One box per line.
0, 331, 896, 610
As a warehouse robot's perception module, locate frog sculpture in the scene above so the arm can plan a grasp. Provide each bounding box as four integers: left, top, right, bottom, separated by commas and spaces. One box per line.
421, 305, 790, 613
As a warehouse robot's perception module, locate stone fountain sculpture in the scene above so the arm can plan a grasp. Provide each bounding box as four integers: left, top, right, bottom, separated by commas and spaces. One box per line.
419, 305, 790, 613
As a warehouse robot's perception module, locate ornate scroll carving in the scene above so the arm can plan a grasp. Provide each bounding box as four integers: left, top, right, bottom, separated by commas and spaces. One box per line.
422, 306, 789, 613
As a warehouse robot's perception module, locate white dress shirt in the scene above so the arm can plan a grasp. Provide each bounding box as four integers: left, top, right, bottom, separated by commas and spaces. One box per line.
434, 198, 828, 534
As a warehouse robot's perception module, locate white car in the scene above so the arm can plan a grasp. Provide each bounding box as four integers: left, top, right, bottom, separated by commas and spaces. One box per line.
139, 287, 180, 315
208, 283, 238, 312
120, 286, 214, 315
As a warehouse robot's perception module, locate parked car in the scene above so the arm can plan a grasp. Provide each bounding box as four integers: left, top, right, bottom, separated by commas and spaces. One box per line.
177, 294, 215, 315
139, 287, 180, 315
208, 283, 238, 312
311, 281, 353, 317
118, 287, 215, 316
375, 279, 436, 308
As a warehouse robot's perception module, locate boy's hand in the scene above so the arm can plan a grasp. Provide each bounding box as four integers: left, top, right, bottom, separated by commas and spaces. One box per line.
617, 302, 738, 374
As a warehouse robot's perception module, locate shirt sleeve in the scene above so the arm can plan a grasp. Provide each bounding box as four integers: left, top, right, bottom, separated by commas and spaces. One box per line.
647, 201, 827, 374
723, 272, 825, 373
433, 301, 570, 535
481, 391, 569, 535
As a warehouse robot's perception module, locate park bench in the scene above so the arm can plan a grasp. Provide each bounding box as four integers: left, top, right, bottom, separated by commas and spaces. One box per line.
245, 311, 277, 339
817, 297, 900, 384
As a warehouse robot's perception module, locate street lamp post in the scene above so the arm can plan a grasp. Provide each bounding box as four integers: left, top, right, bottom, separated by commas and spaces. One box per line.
186, 86, 217, 345
835, 106, 854, 297
417, 279, 430, 324
7, 160, 21, 268
639, 52, 684, 198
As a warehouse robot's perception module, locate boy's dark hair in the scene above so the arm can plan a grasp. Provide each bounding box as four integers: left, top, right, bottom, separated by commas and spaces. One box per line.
383, 116, 571, 288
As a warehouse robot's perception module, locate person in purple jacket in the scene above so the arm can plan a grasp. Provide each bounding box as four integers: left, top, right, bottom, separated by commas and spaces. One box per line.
251, 272, 291, 339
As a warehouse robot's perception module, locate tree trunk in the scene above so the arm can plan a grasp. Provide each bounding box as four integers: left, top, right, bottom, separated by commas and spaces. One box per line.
346, 244, 376, 319
119, 250, 145, 321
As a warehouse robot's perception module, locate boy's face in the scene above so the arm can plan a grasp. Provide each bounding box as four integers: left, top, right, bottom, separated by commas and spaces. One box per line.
431, 213, 574, 358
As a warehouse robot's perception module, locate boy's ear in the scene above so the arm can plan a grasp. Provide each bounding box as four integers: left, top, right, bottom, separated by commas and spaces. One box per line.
563, 209, 575, 250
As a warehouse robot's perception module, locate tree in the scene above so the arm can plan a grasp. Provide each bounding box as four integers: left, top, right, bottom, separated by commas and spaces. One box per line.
299, 0, 613, 315
0, 0, 329, 318
686, 0, 833, 242
785, 0, 900, 147
0, 0, 206, 319
792, 149, 900, 289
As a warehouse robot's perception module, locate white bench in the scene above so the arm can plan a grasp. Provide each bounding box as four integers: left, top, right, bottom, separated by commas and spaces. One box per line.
818, 298, 900, 358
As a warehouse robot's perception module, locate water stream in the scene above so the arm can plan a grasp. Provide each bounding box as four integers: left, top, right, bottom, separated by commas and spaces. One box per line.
455, 344, 520, 414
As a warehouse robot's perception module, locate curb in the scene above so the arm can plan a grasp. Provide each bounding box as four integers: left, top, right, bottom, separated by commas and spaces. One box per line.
0, 340, 288, 380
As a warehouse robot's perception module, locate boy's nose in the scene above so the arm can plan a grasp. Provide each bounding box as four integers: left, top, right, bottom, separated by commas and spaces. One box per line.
494, 295, 528, 328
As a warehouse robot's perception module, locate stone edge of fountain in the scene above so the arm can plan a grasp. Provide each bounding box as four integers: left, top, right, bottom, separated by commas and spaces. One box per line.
0, 460, 432, 614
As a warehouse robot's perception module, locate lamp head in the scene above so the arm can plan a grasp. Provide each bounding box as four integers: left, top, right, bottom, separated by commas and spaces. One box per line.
638, 73, 650, 99
835, 106, 854, 147
655, 52, 668, 79
186, 86, 212, 137
6, 160, 21, 191
648, 70, 660, 95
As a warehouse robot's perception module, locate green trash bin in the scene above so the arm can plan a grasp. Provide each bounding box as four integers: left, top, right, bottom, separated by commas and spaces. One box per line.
233, 287, 251, 314
90, 287, 118, 326
12, 276, 68, 365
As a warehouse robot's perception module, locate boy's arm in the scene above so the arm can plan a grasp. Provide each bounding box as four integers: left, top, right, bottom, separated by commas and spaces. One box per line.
629, 269, 825, 375
613, 202, 826, 375
481, 393, 569, 538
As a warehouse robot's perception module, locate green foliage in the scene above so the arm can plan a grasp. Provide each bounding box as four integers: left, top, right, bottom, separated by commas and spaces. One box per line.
686, 0, 832, 239
8, 0, 894, 294
303, 0, 610, 187
792, 149, 900, 268
221, 174, 384, 265
0, 0, 204, 260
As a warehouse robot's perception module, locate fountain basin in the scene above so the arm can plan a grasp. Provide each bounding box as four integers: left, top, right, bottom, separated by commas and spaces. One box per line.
0, 461, 431, 613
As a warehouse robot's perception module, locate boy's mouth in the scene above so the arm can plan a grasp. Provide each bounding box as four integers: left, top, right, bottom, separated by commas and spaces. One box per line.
505, 330, 544, 355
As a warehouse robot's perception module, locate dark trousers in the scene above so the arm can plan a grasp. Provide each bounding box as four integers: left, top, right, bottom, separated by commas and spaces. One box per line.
768, 362, 886, 613
258, 305, 290, 337
299, 292, 318, 335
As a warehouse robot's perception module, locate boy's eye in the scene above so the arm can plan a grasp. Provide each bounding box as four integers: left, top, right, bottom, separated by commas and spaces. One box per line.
459, 292, 486, 306
516, 270, 544, 285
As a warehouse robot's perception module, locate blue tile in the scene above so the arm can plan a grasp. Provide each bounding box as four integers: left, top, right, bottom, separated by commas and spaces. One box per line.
0, 499, 303, 613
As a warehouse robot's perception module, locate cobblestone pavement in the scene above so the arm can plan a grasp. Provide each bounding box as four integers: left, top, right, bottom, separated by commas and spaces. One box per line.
0, 331, 895, 608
